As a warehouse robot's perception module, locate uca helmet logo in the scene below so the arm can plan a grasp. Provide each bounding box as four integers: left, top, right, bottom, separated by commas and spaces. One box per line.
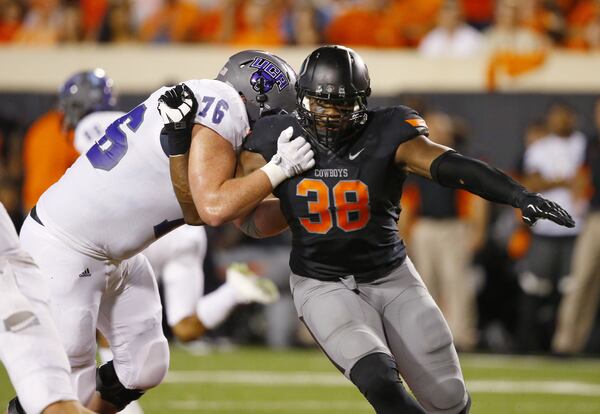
249, 57, 290, 93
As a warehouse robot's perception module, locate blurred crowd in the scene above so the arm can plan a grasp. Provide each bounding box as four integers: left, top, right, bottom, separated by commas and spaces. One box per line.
1, 0, 600, 51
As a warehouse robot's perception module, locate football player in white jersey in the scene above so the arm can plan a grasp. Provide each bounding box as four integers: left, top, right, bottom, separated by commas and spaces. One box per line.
18, 50, 312, 414
1, 203, 95, 414
74, 89, 279, 350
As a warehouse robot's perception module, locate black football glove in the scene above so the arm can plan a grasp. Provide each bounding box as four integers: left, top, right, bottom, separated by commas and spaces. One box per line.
157, 83, 198, 156
516, 192, 575, 228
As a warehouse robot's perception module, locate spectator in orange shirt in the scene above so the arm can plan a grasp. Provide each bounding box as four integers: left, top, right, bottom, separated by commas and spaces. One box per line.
325, 0, 405, 47
0, 0, 24, 42
222, 0, 286, 47
139, 0, 202, 43
460, 0, 494, 30
566, 0, 600, 49
386, 0, 444, 47
14, 0, 63, 45
80, 0, 108, 40
22, 69, 116, 211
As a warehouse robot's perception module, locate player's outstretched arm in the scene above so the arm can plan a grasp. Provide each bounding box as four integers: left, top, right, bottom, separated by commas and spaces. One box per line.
395, 135, 575, 228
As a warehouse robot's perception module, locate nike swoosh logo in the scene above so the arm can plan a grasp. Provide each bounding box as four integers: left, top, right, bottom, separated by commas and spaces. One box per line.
349, 148, 365, 160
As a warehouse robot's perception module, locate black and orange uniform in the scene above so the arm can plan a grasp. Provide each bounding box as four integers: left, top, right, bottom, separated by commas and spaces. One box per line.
243, 103, 473, 414
244, 106, 428, 282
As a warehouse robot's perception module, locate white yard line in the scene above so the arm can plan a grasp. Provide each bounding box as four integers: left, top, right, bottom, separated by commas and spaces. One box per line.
166, 371, 349, 386
165, 370, 600, 396
467, 380, 600, 396
157, 400, 370, 411
460, 354, 600, 370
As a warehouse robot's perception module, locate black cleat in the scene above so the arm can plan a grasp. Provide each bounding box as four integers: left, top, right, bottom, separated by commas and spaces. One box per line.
7, 397, 25, 414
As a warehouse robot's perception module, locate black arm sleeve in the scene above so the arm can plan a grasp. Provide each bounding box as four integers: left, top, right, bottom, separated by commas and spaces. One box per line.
430, 151, 529, 208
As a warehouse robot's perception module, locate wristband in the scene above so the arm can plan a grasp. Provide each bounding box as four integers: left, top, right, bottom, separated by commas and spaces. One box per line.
165, 128, 191, 156
260, 157, 288, 188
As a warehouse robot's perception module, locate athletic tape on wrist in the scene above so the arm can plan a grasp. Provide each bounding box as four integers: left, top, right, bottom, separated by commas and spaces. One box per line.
260, 161, 288, 189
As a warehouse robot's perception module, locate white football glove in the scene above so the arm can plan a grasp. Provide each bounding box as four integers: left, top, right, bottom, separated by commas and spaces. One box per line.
260, 127, 315, 188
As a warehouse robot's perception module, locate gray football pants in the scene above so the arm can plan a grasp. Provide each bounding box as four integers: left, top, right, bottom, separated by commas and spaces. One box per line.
290, 257, 469, 414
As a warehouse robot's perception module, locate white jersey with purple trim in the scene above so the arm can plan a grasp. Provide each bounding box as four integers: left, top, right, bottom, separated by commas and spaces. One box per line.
74, 111, 125, 155
36, 79, 249, 260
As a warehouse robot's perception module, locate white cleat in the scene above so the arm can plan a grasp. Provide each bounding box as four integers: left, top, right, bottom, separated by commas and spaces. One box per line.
226, 263, 280, 305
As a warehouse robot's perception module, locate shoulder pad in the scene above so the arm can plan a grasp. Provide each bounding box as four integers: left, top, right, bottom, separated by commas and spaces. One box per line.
389, 105, 429, 137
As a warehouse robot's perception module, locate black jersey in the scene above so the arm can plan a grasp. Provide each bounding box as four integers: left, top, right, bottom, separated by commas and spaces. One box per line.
245, 105, 429, 282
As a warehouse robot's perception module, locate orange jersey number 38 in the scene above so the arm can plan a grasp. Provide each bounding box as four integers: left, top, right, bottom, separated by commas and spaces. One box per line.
296, 178, 370, 234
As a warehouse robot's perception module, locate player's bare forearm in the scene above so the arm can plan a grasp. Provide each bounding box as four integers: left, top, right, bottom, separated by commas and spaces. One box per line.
168, 154, 204, 225
188, 125, 274, 226
233, 151, 288, 238
191, 172, 273, 227
235, 198, 289, 238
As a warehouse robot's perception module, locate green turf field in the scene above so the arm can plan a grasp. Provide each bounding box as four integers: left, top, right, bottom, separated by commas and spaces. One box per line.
2, 346, 599, 413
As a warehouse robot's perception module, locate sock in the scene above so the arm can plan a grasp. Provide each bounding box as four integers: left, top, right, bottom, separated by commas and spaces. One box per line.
196, 282, 239, 329
98, 347, 114, 365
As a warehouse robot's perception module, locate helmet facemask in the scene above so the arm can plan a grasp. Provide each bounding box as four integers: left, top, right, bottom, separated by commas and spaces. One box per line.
297, 90, 368, 151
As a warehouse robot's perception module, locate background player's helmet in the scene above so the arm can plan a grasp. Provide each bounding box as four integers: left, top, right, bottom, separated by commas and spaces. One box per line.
296, 45, 371, 150
216, 50, 297, 125
58, 68, 116, 130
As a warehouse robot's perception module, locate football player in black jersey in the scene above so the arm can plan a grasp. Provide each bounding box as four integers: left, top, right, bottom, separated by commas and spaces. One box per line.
167, 45, 575, 414
237, 45, 574, 414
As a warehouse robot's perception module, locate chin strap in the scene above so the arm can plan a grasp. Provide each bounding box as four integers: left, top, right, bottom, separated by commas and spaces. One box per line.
255, 77, 268, 119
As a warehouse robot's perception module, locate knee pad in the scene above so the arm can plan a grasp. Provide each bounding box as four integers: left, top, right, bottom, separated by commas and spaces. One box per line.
7, 397, 25, 414
115, 333, 169, 390
350, 353, 425, 414
70, 363, 98, 405
457, 394, 471, 414
97, 361, 144, 411
350, 352, 401, 395
430, 377, 468, 412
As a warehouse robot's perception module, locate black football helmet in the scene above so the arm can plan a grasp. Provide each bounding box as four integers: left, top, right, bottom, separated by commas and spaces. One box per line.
58, 68, 116, 130
296, 45, 371, 150
216, 50, 297, 125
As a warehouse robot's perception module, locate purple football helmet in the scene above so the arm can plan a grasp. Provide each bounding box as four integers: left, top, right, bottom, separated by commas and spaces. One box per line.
58, 68, 116, 130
